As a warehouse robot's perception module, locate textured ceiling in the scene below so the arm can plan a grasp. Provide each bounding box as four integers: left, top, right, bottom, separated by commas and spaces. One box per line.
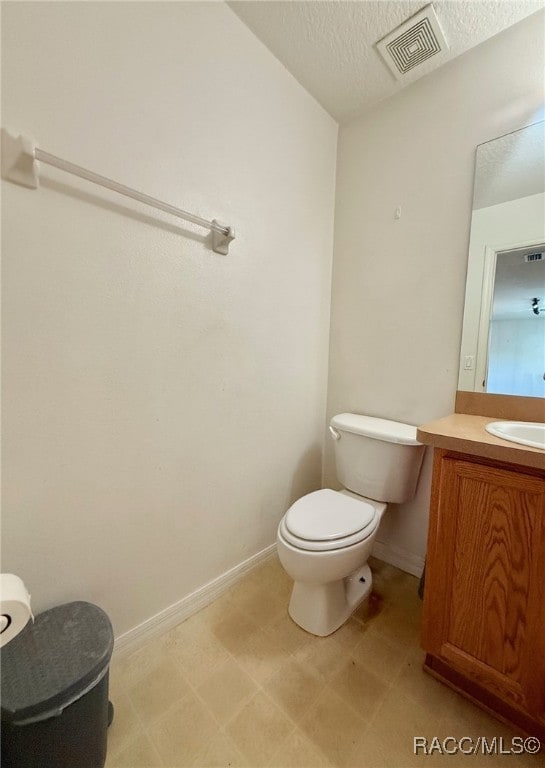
228, 1, 544, 122
473, 121, 545, 210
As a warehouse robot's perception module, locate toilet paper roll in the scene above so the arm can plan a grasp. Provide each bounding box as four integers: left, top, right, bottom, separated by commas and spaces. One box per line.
0, 574, 33, 648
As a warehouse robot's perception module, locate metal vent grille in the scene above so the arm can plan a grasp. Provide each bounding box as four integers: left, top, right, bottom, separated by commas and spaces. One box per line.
377, 4, 449, 81
386, 18, 440, 74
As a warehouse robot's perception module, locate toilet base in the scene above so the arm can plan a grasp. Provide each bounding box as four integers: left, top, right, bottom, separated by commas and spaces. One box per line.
288, 564, 372, 636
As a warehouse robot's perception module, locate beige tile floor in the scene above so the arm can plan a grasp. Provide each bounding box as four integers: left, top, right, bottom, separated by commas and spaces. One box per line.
106, 557, 542, 768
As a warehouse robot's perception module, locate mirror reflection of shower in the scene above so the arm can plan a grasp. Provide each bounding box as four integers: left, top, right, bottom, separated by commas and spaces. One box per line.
485, 245, 545, 397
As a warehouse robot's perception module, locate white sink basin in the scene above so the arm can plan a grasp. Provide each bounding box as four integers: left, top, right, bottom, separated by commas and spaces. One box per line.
485, 421, 545, 450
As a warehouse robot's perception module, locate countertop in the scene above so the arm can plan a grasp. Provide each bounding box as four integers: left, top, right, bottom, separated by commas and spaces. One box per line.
417, 414, 545, 471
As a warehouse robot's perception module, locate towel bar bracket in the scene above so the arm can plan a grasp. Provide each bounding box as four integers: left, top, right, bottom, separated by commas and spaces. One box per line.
211, 220, 235, 255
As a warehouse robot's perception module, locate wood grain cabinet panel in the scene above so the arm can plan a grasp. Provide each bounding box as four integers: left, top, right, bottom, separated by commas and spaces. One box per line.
422, 450, 545, 741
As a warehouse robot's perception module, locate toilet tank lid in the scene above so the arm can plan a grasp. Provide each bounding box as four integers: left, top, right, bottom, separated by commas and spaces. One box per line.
330, 413, 422, 445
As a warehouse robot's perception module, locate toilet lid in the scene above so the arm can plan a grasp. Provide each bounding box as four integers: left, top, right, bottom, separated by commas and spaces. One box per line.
285, 489, 376, 541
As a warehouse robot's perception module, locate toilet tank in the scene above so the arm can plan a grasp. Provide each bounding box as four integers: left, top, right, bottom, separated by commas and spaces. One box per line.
329, 413, 425, 504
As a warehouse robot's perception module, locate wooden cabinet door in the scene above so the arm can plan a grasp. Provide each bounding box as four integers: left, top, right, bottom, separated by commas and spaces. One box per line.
423, 454, 545, 722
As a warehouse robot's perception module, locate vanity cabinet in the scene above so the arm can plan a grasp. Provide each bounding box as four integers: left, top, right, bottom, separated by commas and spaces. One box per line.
422, 448, 545, 741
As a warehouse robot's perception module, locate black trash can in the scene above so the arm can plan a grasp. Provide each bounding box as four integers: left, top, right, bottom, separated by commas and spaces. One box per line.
1, 600, 114, 768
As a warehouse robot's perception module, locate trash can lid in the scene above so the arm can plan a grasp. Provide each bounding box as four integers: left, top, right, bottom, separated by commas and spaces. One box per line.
1, 601, 114, 724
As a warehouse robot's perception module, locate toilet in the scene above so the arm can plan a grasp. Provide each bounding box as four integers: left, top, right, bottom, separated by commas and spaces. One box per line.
276, 413, 425, 636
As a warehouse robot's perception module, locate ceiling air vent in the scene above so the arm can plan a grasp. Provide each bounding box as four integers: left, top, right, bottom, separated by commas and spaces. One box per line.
377, 4, 449, 81
525, 252, 544, 263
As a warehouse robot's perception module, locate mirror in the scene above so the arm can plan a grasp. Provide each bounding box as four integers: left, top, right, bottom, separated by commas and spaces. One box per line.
458, 121, 545, 398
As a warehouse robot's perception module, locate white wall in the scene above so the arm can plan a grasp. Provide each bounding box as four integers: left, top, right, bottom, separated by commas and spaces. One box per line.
488, 318, 545, 397
325, 12, 545, 574
1, 2, 337, 638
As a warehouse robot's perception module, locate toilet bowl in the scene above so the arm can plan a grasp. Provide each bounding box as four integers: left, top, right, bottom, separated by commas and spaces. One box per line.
276, 414, 425, 636
277, 489, 386, 636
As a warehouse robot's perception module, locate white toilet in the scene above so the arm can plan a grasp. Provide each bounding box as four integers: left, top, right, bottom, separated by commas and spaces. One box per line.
276, 413, 425, 636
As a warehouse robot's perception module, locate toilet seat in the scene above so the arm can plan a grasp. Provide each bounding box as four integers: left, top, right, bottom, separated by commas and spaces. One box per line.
280, 489, 379, 552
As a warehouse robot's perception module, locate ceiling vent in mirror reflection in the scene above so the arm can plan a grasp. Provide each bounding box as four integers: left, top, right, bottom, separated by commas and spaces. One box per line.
376, 3, 449, 81
491, 244, 545, 321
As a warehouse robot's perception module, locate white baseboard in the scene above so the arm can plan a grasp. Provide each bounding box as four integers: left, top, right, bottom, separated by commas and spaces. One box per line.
371, 539, 425, 578
113, 543, 276, 658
